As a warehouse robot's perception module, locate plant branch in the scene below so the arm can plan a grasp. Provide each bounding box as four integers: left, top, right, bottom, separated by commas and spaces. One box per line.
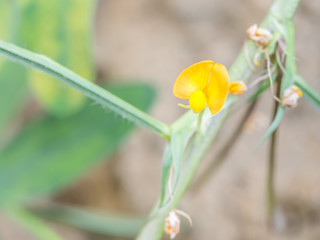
137, 0, 301, 238
0, 40, 171, 139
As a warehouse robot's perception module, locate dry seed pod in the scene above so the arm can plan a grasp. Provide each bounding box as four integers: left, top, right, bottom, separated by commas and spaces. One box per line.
165, 211, 180, 239
247, 24, 273, 47
281, 85, 303, 108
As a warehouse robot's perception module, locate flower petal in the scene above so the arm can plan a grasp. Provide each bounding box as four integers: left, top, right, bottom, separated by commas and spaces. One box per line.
189, 90, 206, 113
206, 63, 229, 115
173, 61, 215, 99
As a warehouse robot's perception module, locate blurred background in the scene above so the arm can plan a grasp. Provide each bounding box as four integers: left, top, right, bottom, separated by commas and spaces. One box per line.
0, 0, 319, 239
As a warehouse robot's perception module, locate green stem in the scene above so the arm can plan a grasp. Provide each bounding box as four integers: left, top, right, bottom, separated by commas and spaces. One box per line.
197, 110, 204, 131
0, 40, 171, 139
266, 62, 282, 229
137, 106, 231, 239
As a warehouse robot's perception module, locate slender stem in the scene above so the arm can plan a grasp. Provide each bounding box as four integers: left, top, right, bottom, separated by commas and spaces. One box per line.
266, 67, 282, 229
0, 40, 171, 139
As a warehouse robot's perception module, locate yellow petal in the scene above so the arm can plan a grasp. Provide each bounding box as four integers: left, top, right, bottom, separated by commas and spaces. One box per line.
173, 61, 215, 99
291, 85, 303, 98
206, 63, 229, 115
189, 90, 206, 113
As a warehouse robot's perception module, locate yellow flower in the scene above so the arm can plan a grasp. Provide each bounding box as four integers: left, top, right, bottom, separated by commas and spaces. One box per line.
228, 81, 247, 95
173, 61, 229, 115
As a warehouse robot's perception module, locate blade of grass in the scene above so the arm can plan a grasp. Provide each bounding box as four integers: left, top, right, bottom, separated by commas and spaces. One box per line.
257, 100, 285, 149
0, 40, 171, 139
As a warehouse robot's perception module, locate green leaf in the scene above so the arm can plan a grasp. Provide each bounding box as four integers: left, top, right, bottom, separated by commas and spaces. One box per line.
31, 203, 144, 238
0, 83, 155, 207
6, 207, 63, 240
294, 75, 320, 109
257, 106, 285, 149
0, 0, 28, 135
20, 0, 96, 117
0, 0, 10, 46
0, 40, 171, 138
0, 61, 27, 134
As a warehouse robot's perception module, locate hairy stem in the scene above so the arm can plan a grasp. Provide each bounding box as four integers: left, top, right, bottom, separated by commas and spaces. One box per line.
0, 40, 171, 139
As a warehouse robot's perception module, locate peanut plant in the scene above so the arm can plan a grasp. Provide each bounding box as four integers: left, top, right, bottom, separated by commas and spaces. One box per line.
0, 0, 319, 239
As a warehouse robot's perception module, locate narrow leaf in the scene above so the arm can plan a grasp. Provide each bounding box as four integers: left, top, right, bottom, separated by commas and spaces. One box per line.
257, 106, 285, 149
0, 40, 170, 138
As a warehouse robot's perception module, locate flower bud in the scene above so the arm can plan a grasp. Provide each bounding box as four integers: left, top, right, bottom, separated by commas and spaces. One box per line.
165, 211, 180, 239
228, 81, 247, 95
281, 85, 303, 108
247, 24, 273, 47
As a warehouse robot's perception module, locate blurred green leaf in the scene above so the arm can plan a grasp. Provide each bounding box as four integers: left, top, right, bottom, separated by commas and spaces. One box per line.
0, 61, 27, 134
0, 83, 155, 207
6, 207, 63, 240
20, 0, 96, 117
0, 0, 28, 134
31, 203, 144, 238
0, 0, 10, 43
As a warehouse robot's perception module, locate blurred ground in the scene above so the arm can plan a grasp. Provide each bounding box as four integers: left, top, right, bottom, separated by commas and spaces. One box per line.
2, 0, 320, 239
